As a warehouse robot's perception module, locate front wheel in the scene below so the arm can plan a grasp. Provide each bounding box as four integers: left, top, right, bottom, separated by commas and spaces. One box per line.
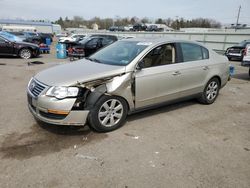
88, 95, 128, 132
19, 48, 32, 59
198, 78, 220, 104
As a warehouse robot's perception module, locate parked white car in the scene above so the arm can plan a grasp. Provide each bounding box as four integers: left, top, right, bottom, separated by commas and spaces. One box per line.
241, 44, 250, 76
59, 34, 86, 43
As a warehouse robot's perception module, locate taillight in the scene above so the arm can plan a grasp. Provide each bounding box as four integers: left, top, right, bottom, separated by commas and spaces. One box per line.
243, 48, 247, 56
68, 47, 73, 53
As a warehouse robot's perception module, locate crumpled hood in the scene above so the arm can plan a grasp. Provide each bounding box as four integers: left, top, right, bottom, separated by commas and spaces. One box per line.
34, 59, 126, 86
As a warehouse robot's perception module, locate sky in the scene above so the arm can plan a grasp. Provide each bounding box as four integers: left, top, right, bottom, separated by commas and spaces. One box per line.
0, 0, 249, 25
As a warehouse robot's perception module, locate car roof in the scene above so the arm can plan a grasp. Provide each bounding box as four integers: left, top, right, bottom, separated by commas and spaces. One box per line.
89, 34, 117, 37
122, 37, 208, 48
123, 37, 184, 44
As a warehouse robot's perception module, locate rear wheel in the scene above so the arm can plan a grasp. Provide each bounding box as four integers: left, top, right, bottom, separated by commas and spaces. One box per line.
88, 95, 128, 132
198, 78, 220, 104
19, 48, 32, 59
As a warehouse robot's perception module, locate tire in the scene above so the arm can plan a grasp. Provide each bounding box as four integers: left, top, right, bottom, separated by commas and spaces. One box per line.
227, 57, 231, 61
198, 78, 220, 104
88, 95, 128, 132
19, 48, 32, 59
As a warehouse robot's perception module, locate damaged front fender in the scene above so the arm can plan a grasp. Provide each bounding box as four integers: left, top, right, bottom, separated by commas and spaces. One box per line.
78, 73, 135, 111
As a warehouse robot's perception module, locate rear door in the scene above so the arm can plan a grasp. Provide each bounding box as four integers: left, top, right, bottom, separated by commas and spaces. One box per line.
176, 42, 210, 97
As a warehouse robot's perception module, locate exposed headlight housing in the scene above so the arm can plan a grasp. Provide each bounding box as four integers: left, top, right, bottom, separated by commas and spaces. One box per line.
46, 86, 79, 99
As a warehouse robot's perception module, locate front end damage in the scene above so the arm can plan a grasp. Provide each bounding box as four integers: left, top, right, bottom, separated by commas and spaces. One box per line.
28, 72, 134, 126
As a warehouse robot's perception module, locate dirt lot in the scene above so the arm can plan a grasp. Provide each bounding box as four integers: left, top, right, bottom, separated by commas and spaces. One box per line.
0, 47, 249, 188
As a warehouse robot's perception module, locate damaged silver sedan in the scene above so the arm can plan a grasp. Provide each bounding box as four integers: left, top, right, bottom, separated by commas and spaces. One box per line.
27, 38, 229, 132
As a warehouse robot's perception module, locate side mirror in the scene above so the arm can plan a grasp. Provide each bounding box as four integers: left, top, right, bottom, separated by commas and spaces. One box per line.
136, 60, 145, 70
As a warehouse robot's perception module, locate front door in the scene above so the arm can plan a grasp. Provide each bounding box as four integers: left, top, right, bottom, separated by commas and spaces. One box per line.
135, 43, 182, 108
0, 37, 14, 55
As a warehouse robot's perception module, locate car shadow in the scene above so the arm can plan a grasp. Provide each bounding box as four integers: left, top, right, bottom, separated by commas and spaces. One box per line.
232, 72, 250, 81
0, 55, 20, 59
37, 98, 198, 134
0, 120, 108, 160
0, 55, 44, 59
36, 120, 90, 135
127, 99, 197, 123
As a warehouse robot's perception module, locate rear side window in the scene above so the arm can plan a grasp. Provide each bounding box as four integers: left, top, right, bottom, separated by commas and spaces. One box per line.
180, 43, 209, 62
102, 38, 115, 46
202, 47, 209, 59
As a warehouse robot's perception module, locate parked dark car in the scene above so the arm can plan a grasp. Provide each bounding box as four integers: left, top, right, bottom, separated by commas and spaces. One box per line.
38, 33, 53, 44
146, 25, 164, 32
8, 31, 43, 44
23, 32, 43, 44
109, 26, 119, 32
0, 35, 40, 59
225, 40, 250, 61
68, 35, 118, 58
133, 23, 147, 31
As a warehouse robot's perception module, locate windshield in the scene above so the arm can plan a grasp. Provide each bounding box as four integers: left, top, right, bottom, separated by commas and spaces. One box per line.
0, 31, 23, 42
89, 41, 149, 66
238, 40, 247, 47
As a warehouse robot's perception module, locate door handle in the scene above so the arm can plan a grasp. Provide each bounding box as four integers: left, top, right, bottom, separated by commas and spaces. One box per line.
203, 66, 209, 70
172, 71, 181, 76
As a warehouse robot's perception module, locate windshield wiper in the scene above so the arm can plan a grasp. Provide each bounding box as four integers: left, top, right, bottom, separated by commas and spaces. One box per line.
85, 57, 102, 63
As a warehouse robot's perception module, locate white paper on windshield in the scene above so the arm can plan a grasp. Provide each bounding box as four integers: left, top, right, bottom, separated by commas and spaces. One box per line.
136, 42, 152, 46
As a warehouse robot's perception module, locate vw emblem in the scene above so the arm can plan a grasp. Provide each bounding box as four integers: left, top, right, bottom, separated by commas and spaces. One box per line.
30, 81, 36, 91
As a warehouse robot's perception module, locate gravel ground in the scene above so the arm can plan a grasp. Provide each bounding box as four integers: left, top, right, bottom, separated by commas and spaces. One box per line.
0, 47, 249, 188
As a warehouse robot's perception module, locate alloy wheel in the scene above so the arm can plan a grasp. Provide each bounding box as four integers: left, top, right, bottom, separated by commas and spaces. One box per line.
98, 99, 124, 127
20, 49, 31, 59
206, 81, 218, 101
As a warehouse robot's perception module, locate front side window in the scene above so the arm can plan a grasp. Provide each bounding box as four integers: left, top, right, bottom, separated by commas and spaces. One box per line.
141, 44, 176, 68
86, 38, 99, 47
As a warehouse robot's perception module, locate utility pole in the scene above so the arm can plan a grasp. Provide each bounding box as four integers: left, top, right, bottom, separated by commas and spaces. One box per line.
235, 5, 241, 32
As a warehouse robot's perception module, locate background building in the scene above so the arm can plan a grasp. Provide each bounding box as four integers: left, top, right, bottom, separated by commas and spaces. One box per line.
0, 19, 61, 34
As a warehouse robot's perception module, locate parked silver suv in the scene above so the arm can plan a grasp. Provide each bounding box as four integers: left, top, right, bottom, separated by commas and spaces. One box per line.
27, 38, 229, 132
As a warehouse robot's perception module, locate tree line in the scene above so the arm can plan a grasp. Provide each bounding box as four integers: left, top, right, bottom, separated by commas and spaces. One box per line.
54, 16, 221, 30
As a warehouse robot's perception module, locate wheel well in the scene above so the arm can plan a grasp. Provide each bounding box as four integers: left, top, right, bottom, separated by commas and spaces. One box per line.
117, 95, 130, 112
85, 92, 130, 112
211, 76, 221, 87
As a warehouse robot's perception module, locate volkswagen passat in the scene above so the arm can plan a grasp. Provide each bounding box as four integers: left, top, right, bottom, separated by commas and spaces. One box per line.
27, 38, 229, 132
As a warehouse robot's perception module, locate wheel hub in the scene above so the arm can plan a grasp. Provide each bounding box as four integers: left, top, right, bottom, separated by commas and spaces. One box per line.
98, 99, 124, 127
